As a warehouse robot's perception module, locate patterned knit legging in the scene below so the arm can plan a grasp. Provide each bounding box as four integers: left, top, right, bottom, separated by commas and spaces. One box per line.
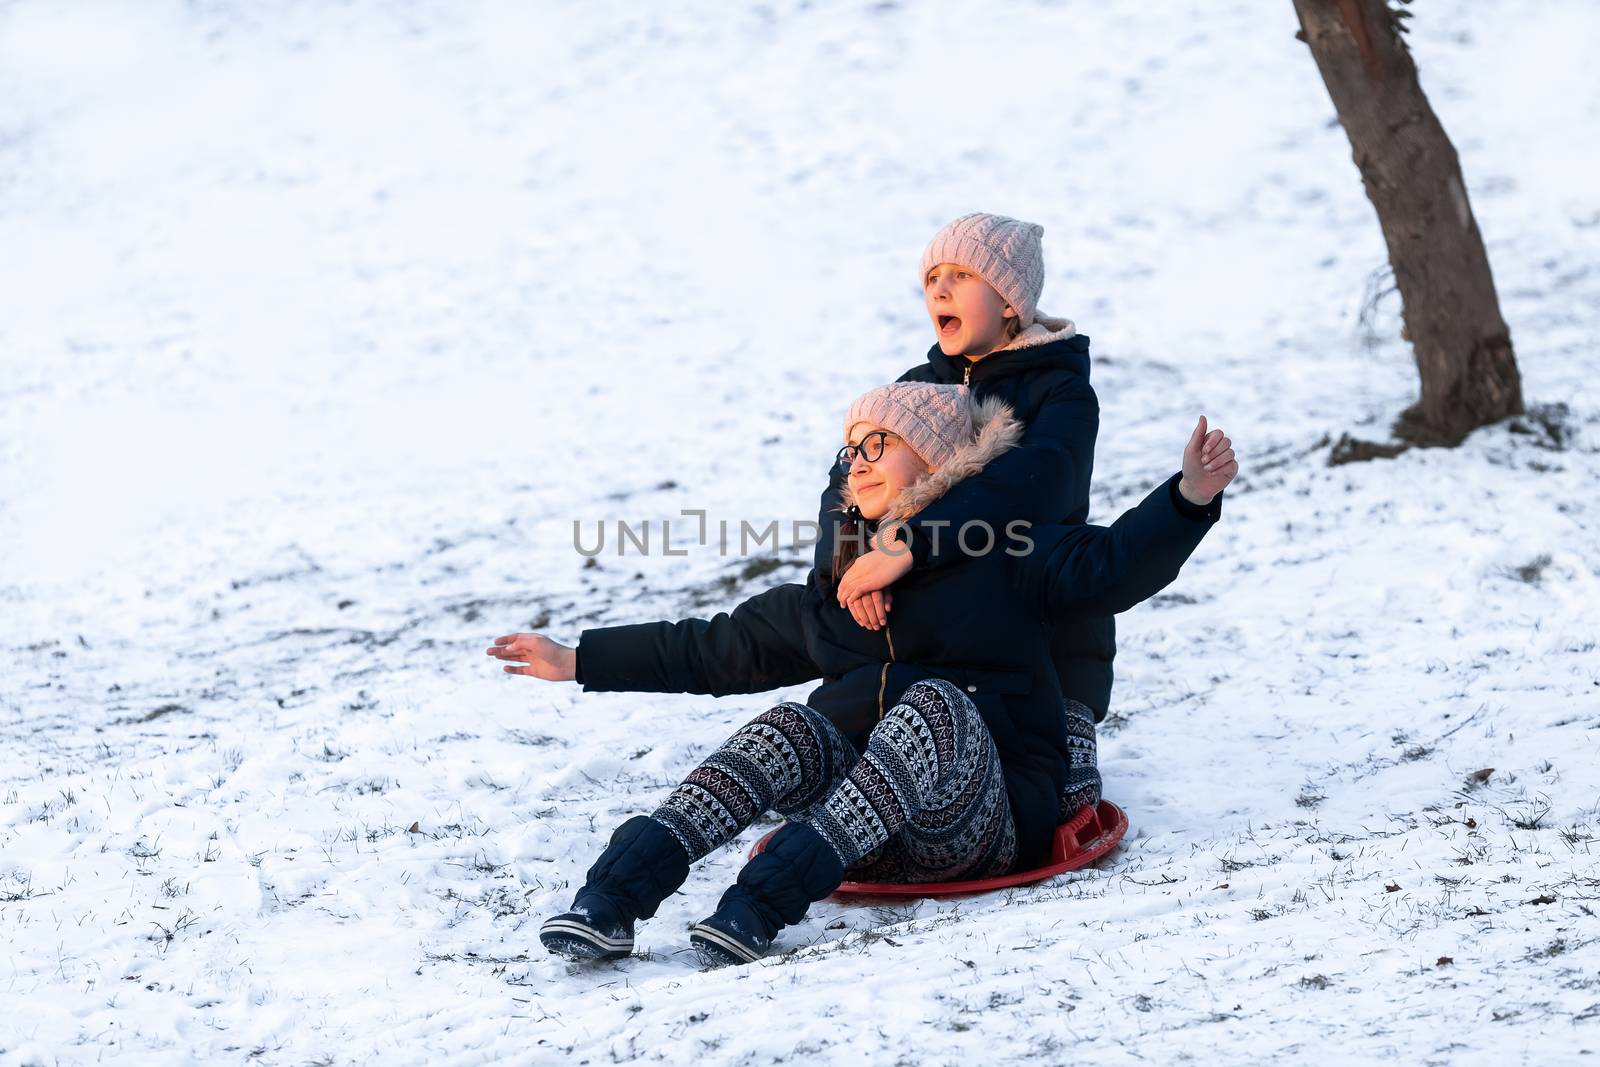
1058, 697, 1102, 821
650, 679, 1018, 883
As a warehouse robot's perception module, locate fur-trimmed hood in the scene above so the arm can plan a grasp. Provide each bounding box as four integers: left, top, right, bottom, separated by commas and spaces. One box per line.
1002, 313, 1076, 352
838, 394, 1024, 525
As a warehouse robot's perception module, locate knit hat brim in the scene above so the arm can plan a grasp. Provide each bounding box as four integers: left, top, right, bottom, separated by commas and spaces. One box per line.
920, 213, 1046, 329
843, 383, 973, 472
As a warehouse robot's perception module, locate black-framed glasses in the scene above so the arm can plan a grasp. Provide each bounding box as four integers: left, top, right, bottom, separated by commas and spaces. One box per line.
836, 430, 894, 470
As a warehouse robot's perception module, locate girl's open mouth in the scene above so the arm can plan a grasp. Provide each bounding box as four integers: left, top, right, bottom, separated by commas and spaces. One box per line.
938, 315, 960, 335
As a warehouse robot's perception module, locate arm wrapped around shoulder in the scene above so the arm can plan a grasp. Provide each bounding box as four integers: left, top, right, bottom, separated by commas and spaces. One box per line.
577, 582, 820, 697
1020, 472, 1222, 621
903, 378, 1099, 571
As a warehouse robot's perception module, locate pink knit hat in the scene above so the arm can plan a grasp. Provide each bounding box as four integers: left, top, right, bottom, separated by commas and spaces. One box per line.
844, 382, 972, 472
920, 212, 1046, 328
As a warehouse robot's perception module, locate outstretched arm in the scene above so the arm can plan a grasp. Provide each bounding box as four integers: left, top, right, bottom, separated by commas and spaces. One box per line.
1023, 417, 1236, 618
1023, 476, 1217, 618
489, 583, 821, 697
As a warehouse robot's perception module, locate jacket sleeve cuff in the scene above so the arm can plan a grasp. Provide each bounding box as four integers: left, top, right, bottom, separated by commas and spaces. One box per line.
573, 643, 586, 686
1168, 472, 1223, 522
575, 627, 642, 692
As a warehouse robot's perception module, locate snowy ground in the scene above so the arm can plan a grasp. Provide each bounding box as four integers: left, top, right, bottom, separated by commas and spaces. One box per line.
3, 1, 1598, 1064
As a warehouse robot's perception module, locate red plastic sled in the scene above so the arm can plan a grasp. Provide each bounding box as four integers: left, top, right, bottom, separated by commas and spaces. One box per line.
748, 799, 1128, 900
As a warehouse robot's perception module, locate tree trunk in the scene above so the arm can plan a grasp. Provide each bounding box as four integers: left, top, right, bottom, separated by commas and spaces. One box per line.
1293, 0, 1522, 446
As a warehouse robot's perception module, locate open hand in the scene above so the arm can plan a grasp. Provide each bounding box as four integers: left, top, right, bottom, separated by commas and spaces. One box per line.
486, 633, 577, 681
1179, 416, 1238, 506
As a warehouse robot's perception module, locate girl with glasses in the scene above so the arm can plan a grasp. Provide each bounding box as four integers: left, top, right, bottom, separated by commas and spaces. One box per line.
490, 382, 1236, 967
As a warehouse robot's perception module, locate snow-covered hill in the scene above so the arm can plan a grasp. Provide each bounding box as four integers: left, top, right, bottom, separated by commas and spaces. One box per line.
2, 2, 1596, 1063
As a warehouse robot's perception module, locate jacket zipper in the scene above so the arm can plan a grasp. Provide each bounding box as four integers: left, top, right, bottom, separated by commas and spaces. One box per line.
877, 622, 897, 720
963, 360, 972, 386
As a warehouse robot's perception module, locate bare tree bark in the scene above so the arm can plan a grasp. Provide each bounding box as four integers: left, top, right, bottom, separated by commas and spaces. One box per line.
1293, 0, 1522, 447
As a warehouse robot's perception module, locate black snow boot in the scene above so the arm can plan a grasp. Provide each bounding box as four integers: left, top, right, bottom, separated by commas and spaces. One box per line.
540, 815, 690, 961
689, 821, 844, 968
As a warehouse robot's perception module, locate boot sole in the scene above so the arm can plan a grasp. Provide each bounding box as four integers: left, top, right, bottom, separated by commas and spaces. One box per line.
688, 922, 764, 967
540, 919, 633, 961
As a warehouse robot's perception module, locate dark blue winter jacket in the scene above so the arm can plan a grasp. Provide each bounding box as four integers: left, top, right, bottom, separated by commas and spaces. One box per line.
813, 321, 1118, 721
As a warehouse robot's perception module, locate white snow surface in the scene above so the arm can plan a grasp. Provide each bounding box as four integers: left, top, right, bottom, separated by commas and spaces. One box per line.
3, 1, 1598, 1064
